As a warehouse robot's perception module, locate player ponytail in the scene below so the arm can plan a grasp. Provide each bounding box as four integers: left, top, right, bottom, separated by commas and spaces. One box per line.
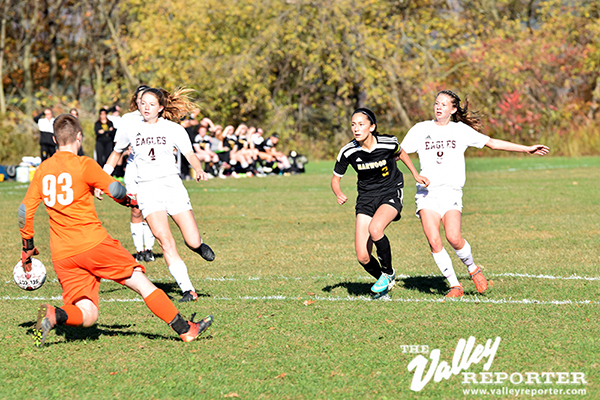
142, 87, 198, 122
437, 90, 482, 132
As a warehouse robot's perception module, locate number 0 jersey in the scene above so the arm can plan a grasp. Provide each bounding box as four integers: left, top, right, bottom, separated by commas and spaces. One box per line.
114, 117, 193, 183
333, 134, 404, 196
19, 152, 124, 261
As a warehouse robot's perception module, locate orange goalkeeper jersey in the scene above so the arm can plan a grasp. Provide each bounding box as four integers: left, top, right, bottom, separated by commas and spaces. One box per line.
19, 151, 124, 261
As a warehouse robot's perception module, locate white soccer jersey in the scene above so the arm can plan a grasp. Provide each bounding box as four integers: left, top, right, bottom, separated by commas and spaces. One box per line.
113, 111, 143, 144
401, 120, 489, 190
38, 117, 54, 133
115, 116, 193, 183
107, 114, 122, 131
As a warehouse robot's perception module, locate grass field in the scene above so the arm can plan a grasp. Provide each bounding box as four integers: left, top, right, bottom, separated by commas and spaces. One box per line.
1, 156, 599, 399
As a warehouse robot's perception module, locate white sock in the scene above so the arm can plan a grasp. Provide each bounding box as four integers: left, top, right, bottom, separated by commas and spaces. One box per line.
130, 222, 145, 252
168, 260, 195, 293
454, 240, 477, 274
142, 221, 155, 251
432, 248, 460, 287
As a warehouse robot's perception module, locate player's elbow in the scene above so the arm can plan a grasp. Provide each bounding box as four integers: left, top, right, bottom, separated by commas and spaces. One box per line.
485, 139, 500, 150
108, 181, 126, 200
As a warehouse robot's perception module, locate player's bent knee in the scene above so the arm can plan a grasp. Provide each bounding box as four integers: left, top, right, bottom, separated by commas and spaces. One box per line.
368, 227, 385, 242
76, 300, 99, 327
131, 207, 143, 219
446, 234, 463, 249
356, 252, 371, 265
428, 240, 444, 253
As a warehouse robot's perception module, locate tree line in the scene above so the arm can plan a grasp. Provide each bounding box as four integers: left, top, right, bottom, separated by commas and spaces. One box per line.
1, 0, 599, 163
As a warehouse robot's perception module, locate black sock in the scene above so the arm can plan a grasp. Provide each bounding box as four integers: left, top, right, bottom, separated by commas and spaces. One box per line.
374, 235, 393, 275
360, 256, 382, 279
55, 307, 68, 325
168, 313, 190, 335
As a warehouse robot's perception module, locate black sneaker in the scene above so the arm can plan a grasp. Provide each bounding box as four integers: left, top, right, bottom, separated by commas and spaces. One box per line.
179, 290, 199, 303
144, 249, 155, 262
135, 251, 145, 262
199, 243, 215, 262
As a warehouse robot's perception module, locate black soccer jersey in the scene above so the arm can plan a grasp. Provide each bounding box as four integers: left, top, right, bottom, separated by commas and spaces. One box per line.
333, 134, 404, 195
194, 133, 212, 151
225, 134, 240, 151
254, 136, 267, 152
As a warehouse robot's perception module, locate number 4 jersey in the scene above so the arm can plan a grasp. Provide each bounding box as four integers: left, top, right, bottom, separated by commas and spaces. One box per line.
19, 151, 125, 261
333, 134, 404, 196
114, 117, 193, 183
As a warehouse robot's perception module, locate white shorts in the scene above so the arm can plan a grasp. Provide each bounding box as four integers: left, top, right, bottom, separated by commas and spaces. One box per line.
137, 176, 192, 219
415, 186, 463, 218
124, 157, 138, 194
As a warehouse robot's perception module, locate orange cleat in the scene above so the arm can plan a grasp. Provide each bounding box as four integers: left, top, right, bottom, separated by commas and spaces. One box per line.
34, 304, 57, 347
470, 266, 488, 294
445, 285, 464, 298
180, 315, 213, 342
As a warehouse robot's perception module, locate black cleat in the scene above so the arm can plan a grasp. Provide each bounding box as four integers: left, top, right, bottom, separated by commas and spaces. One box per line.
199, 243, 215, 262
179, 290, 199, 303
144, 249, 155, 262
135, 251, 145, 262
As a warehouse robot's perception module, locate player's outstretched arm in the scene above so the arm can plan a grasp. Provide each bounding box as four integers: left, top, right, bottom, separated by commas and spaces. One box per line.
107, 181, 138, 208
83, 157, 136, 207
485, 138, 550, 155
183, 150, 209, 182
331, 175, 347, 205
397, 148, 430, 187
95, 149, 125, 200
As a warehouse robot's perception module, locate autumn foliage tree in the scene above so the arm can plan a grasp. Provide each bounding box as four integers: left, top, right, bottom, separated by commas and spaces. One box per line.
0, 0, 599, 162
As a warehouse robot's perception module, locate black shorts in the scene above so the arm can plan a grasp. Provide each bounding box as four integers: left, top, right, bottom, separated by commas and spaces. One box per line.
355, 189, 403, 221
217, 151, 230, 164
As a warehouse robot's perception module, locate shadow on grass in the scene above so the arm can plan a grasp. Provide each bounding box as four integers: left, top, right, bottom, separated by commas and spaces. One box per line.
322, 281, 372, 296
153, 282, 212, 300
401, 276, 449, 296
322, 276, 451, 296
97, 281, 211, 299
19, 321, 213, 346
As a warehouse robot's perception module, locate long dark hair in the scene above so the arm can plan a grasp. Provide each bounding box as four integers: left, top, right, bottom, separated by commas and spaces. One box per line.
437, 90, 482, 132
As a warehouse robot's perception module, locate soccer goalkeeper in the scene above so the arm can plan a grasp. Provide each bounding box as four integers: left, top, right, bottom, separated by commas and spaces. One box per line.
19, 114, 213, 347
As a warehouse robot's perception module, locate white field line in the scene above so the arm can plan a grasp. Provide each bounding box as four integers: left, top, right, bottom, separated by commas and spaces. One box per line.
2, 294, 598, 306
4, 272, 600, 285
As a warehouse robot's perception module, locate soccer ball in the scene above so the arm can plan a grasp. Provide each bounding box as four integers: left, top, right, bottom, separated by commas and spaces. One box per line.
13, 258, 46, 291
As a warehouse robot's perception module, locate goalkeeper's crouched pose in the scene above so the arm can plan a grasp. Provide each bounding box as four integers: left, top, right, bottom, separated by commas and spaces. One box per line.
18, 114, 213, 347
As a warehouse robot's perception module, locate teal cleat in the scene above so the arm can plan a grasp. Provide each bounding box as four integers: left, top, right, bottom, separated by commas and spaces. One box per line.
371, 270, 396, 293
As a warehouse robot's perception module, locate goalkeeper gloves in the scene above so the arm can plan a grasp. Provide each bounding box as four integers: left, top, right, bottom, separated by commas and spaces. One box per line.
21, 237, 39, 272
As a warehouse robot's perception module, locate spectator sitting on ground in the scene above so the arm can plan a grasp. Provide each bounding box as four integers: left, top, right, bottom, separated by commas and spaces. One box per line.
257, 133, 292, 174
193, 123, 220, 177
